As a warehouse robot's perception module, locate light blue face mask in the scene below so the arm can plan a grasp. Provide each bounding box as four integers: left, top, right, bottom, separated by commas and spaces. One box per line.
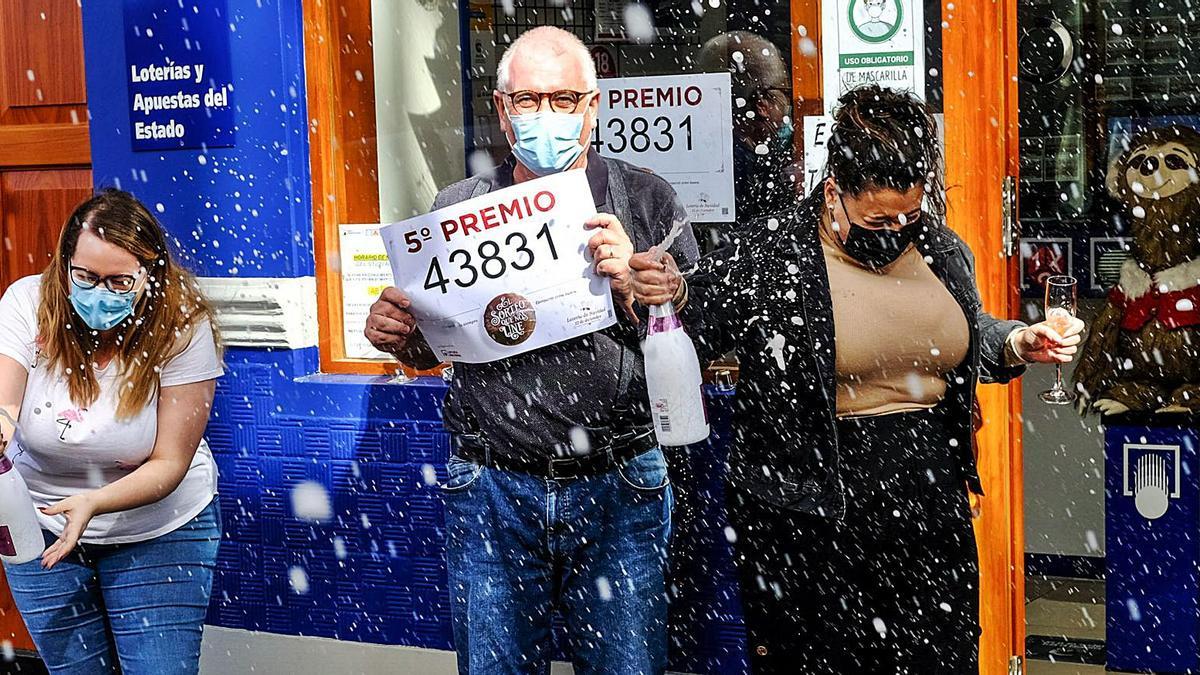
777, 119, 795, 145
69, 284, 138, 331
508, 111, 587, 176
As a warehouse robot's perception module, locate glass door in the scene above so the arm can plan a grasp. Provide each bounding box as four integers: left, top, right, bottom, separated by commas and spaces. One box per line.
1018, 0, 1200, 669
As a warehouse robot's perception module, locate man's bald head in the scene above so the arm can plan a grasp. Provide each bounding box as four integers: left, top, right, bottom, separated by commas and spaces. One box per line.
496, 26, 597, 93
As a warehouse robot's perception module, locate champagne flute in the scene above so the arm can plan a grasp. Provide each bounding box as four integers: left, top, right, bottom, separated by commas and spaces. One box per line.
1039, 275, 1078, 405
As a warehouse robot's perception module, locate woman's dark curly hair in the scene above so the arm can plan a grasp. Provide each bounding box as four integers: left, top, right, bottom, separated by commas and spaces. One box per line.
825, 85, 945, 220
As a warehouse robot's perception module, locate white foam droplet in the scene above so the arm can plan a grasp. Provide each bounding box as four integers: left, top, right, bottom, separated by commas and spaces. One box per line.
623, 4, 656, 43
596, 576, 613, 601
569, 426, 591, 454
290, 481, 332, 522
289, 566, 310, 594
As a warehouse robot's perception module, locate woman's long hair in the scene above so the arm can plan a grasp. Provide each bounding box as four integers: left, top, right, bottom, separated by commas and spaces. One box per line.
825, 85, 946, 221
38, 189, 219, 419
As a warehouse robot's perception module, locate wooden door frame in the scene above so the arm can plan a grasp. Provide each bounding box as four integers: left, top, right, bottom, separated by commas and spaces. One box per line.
0, 0, 93, 654
943, 1, 1025, 672
793, 1, 1024, 672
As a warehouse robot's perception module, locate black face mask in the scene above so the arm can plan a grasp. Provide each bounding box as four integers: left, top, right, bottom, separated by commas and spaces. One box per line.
837, 194, 917, 270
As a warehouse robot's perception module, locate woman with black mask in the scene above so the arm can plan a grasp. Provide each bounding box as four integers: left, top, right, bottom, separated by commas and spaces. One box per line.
630, 85, 1084, 673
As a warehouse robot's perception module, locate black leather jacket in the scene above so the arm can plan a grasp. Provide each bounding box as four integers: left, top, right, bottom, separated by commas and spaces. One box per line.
687, 192, 1026, 519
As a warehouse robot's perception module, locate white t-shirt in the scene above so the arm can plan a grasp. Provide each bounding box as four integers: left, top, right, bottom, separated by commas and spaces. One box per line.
0, 275, 224, 545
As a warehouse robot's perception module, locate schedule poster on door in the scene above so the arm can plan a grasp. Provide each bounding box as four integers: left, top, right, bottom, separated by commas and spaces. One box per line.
339, 224, 395, 361
594, 73, 736, 223
821, 0, 926, 112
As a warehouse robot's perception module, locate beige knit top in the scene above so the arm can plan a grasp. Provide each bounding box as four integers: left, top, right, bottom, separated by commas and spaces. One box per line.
819, 217, 970, 418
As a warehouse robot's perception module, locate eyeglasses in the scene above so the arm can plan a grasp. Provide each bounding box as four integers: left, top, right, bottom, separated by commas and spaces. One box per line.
69, 266, 144, 294
501, 90, 595, 114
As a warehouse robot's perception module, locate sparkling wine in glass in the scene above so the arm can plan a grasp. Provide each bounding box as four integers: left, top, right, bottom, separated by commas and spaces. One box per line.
1039, 275, 1078, 405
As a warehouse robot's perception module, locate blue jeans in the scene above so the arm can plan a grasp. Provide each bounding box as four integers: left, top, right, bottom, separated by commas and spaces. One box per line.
442, 447, 673, 675
3, 499, 221, 675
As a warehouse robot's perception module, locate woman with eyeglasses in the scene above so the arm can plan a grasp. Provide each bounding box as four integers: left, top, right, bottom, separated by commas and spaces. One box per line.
0, 189, 223, 674
631, 86, 1085, 673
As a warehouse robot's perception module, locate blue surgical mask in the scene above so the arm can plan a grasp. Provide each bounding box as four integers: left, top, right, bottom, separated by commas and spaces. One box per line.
69, 284, 138, 331
776, 119, 795, 145
508, 111, 586, 176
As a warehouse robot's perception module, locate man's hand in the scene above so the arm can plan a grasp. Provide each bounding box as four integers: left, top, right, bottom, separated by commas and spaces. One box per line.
630, 249, 684, 307
40, 492, 99, 569
1011, 316, 1085, 364
586, 214, 636, 321
366, 287, 419, 355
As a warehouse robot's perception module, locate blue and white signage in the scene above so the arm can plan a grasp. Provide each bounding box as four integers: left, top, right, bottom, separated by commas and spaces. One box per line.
123, 0, 235, 151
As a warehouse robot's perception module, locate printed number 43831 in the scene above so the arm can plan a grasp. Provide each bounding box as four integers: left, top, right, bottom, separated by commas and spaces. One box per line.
423, 222, 559, 294
592, 115, 693, 154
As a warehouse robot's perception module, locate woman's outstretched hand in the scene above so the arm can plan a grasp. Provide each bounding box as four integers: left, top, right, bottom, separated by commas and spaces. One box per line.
1012, 317, 1086, 364
39, 493, 99, 569
630, 248, 684, 307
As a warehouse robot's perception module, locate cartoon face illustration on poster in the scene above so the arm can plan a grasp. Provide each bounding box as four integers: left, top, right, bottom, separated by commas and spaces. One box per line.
850, 0, 903, 42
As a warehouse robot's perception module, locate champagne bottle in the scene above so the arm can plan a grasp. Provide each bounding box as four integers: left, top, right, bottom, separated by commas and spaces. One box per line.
0, 453, 45, 564
643, 301, 710, 446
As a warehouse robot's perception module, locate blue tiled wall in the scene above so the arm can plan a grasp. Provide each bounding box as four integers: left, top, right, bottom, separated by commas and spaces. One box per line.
204, 348, 749, 672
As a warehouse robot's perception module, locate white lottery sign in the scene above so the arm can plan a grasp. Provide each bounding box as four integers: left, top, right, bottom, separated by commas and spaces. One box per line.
379, 170, 616, 364
594, 73, 735, 223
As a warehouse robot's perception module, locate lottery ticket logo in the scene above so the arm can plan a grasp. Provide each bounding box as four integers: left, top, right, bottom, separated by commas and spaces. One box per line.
484, 293, 537, 346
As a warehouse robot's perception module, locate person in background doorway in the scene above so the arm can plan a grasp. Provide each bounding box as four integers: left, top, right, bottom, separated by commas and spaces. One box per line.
630, 85, 1084, 673
697, 31, 800, 247
0, 189, 224, 675
365, 26, 701, 675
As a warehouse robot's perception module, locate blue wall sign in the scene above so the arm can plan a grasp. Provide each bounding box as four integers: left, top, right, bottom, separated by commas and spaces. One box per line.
1106, 420, 1200, 673
123, 0, 236, 151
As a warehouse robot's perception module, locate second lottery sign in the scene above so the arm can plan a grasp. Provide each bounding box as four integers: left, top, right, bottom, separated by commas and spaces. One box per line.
595, 72, 735, 223
379, 170, 616, 364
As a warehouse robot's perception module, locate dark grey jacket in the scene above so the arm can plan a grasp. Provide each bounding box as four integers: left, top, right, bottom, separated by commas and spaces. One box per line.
687, 191, 1026, 519
431, 152, 701, 460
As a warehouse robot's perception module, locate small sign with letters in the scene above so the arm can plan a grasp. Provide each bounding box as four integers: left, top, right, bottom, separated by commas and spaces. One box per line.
123, 0, 236, 151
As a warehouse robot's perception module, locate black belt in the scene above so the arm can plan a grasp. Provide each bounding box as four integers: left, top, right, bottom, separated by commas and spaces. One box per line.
457, 430, 657, 480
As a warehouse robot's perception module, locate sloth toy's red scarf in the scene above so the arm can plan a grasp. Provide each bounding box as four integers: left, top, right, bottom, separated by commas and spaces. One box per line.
1110, 258, 1200, 330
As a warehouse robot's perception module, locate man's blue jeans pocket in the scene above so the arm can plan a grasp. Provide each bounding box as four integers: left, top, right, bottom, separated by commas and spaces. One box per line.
616, 446, 670, 491
439, 455, 484, 493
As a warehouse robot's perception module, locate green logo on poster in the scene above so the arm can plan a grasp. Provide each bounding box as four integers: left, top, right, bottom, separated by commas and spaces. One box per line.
848, 0, 903, 43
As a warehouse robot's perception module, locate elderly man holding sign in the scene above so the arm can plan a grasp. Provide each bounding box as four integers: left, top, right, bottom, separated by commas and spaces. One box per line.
366, 26, 700, 675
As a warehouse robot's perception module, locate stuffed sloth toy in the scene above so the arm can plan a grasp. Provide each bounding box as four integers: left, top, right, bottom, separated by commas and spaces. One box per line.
1074, 125, 1200, 414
